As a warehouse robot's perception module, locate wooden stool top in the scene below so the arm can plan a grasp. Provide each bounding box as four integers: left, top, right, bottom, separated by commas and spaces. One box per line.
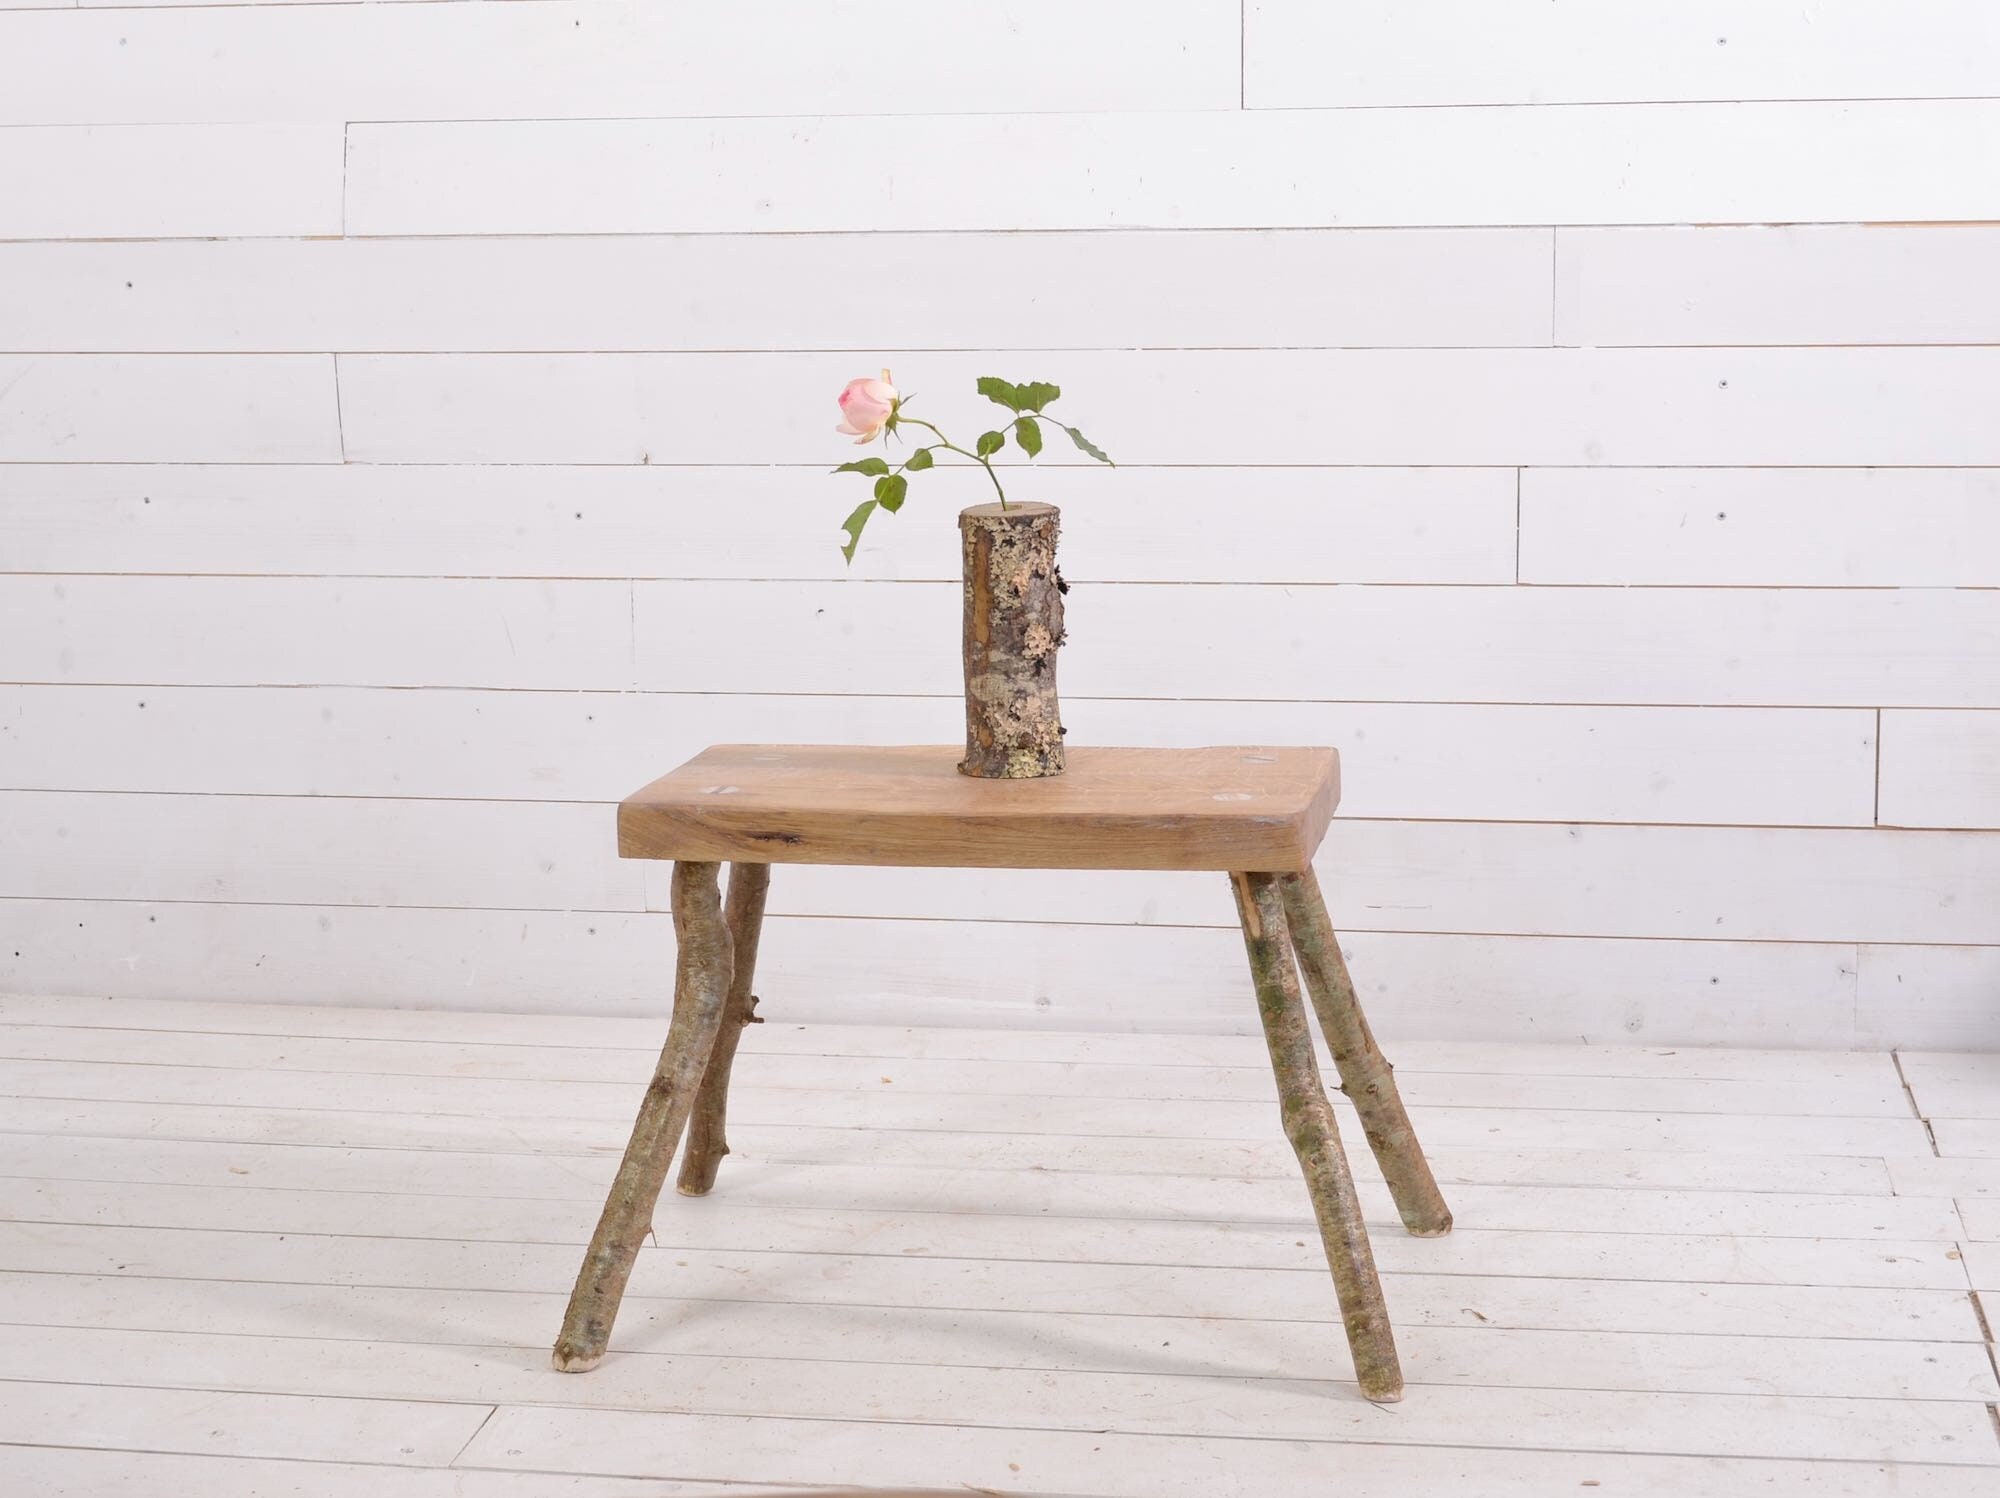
617, 744, 1339, 872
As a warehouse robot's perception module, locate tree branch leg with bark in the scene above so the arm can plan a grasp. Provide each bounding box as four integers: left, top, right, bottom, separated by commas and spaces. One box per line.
676, 862, 772, 1197
552, 860, 735, 1372
1280, 867, 1453, 1238
1231, 870, 1403, 1403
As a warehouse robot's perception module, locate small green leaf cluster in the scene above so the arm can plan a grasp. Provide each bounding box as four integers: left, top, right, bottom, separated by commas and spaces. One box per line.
833, 375, 1114, 564
974, 378, 1110, 467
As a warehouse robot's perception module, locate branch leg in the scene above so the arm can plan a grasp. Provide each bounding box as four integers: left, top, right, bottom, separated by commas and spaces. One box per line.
1231, 871, 1403, 1403
676, 862, 772, 1197
1281, 867, 1453, 1238
552, 860, 734, 1372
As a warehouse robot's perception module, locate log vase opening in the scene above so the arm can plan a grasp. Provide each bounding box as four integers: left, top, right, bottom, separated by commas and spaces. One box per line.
958, 501, 1065, 779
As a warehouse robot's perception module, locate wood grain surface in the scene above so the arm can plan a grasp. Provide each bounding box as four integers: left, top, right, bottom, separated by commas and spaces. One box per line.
617, 745, 1340, 872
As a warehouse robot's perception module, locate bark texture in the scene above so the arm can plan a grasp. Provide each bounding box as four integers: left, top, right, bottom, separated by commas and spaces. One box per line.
1231, 870, 1404, 1403
552, 860, 735, 1372
959, 501, 1065, 779
1281, 868, 1453, 1238
675, 861, 773, 1197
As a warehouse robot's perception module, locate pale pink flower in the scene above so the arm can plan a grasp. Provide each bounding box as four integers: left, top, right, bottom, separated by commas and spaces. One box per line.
835, 369, 898, 443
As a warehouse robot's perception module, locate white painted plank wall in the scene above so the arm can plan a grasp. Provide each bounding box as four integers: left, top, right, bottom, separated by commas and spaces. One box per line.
0, 3, 1244, 123
7, 575, 1998, 704
1244, 3, 2000, 107
342, 102, 2000, 235
2, 2, 1997, 1046
0, 125, 342, 238
0, 230, 1556, 352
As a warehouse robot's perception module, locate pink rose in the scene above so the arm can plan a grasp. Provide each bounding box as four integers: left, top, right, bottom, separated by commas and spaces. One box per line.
835, 369, 898, 443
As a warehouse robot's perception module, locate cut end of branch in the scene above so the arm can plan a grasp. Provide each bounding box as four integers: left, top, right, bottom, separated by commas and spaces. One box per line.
551, 1344, 603, 1374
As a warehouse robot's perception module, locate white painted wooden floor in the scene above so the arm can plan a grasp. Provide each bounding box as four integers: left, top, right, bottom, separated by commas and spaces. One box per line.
0, 995, 1996, 1496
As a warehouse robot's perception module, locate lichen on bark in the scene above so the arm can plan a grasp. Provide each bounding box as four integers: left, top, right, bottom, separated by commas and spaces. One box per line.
959, 501, 1065, 779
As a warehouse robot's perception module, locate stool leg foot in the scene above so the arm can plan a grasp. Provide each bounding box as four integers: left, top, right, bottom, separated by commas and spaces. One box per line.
676, 862, 773, 1197
1280, 868, 1453, 1238
553, 860, 735, 1373
1231, 871, 1403, 1404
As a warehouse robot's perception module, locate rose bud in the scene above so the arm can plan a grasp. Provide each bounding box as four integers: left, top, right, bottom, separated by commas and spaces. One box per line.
835, 370, 898, 444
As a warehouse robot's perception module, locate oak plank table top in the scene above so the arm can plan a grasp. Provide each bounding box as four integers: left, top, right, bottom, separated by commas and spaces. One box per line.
560, 741, 1447, 1405
616, 743, 1340, 872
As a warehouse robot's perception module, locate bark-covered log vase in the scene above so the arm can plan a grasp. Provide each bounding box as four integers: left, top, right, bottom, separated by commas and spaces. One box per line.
958, 500, 1065, 778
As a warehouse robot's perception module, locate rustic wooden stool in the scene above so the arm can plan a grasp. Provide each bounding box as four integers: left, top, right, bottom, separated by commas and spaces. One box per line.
552, 744, 1452, 1403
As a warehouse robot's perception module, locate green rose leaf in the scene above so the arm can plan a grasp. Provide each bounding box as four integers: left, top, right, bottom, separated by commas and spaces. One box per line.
1017, 380, 1061, 413
833, 457, 891, 477
839, 499, 878, 564
976, 376, 1024, 412
873, 473, 909, 512
975, 429, 1006, 458
1063, 424, 1114, 465
903, 447, 935, 472
1013, 416, 1043, 457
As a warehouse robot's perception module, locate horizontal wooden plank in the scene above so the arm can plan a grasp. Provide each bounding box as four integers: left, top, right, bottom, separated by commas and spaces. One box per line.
0, 901, 1877, 1048
636, 580, 2000, 706
223, 1154, 1908, 1242
15, 574, 1997, 707
0, 1091, 1922, 1181
0, 1020, 1907, 1113
0, 1123, 1910, 1220
0, 1325, 1987, 1466
7, 1160, 1960, 1288
72, 0, 431, 5
2, 1282, 1984, 1401
0, 576, 634, 690
1246, 3, 2000, 108
0, 1053, 1923, 1141
0, 1379, 490, 1468
1897, 1053, 2000, 1121
0, 1000, 1905, 1085
1880, 712, 2000, 830
63, 0, 433, 5
0, 995, 1902, 1081
0, 687, 1878, 828
0, 123, 340, 238
1932, 1121, 2000, 1159
0, 1444, 1961, 1498
616, 744, 1339, 873
0, 1448, 742, 1498
5, 1217, 1976, 1329
0, 229, 1550, 354
1856, 945, 2000, 1052
743, 824, 2000, 944
0, 1106, 1935, 1226
1556, 227, 2000, 346
0, 1055, 1938, 1160
0, 1078, 1925, 1167
466, 1402, 2000, 1491
344, 100, 2000, 235
0, 1, 1239, 125
1884, 1157, 2000, 1198
0, 1106, 1898, 1197
1518, 469, 2000, 587
0, 1172, 1951, 1307
0, 791, 641, 912
336, 348, 2000, 466
0, 357, 339, 464
0, 459, 1518, 583
8, 790, 1995, 943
